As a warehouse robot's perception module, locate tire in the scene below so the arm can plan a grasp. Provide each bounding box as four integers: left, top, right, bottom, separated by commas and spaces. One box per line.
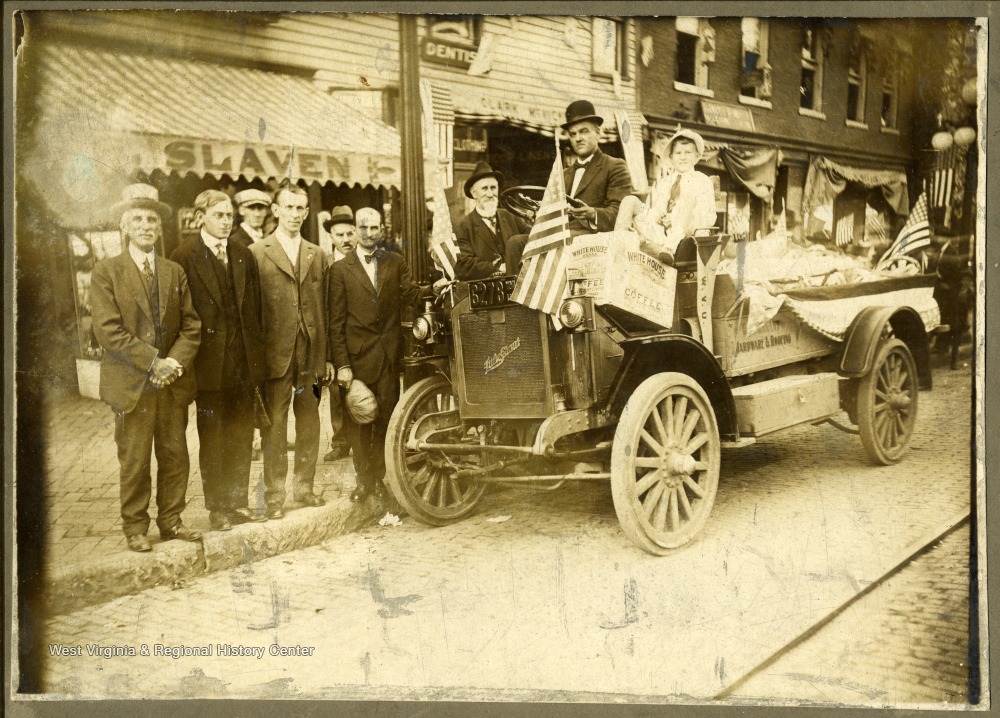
384, 375, 486, 526
857, 338, 918, 465
610, 373, 721, 555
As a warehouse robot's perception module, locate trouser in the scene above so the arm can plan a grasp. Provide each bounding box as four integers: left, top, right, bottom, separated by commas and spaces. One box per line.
345, 367, 400, 491
114, 389, 191, 537
262, 362, 321, 508
195, 386, 254, 512
328, 383, 349, 448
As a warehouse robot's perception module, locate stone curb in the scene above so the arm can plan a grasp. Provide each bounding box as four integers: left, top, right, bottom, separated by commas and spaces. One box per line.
46, 497, 385, 616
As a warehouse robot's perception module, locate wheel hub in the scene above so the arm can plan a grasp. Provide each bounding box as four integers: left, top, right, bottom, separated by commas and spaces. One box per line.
660, 448, 696, 485
888, 390, 911, 412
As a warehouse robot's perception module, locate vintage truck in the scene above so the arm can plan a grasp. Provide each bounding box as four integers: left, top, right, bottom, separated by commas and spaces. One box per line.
386, 229, 938, 555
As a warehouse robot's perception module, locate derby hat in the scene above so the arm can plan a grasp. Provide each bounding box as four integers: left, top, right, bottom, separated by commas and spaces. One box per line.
111, 183, 172, 223
345, 379, 379, 425
664, 128, 706, 159
234, 188, 272, 208
463, 161, 504, 199
561, 99, 604, 130
322, 205, 355, 232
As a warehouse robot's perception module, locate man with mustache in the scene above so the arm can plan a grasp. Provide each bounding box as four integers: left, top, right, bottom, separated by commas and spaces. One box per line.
453, 161, 529, 280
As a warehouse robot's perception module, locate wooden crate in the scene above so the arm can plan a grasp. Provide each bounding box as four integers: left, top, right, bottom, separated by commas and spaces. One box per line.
730, 373, 841, 437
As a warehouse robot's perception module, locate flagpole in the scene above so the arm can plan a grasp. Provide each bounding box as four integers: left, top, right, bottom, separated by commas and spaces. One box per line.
555, 130, 568, 246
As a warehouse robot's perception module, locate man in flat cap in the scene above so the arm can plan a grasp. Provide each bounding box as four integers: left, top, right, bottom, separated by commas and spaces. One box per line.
90, 183, 202, 552
320, 205, 356, 462
507, 99, 632, 271
230, 188, 272, 248
454, 161, 529, 280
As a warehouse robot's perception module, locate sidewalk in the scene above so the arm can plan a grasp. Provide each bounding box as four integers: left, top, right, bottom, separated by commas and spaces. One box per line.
40, 386, 385, 615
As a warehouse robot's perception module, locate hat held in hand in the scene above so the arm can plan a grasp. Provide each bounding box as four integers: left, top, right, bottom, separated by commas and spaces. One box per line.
346, 379, 378, 425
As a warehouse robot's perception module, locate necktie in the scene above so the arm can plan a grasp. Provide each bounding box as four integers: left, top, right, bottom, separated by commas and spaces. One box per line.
484, 215, 497, 233
364, 249, 381, 287
215, 243, 227, 267
142, 257, 154, 289
666, 176, 683, 214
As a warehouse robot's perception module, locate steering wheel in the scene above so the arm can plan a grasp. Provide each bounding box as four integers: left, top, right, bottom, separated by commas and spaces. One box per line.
875, 254, 922, 276
501, 185, 545, 223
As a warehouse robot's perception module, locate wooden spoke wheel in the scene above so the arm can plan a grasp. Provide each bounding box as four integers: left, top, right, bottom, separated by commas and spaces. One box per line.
384, 375, 486, 526
610, 373, 721, 554
857, 338, 918, 465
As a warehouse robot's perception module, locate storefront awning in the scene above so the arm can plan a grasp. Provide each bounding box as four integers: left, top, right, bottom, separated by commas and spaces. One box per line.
24, 45, 402, 228
803, 156, 910, 219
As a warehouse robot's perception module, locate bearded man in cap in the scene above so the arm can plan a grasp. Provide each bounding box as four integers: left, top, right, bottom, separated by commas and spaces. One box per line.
506, 99, 632, 271
90, 184, 202, 552
454, 161, 529, 280
229, 189, 272, 247
170, 190, 267, 531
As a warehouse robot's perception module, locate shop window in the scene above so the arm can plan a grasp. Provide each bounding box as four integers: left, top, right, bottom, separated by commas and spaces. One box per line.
674, 17, 714, 96
846, 37, 867, 125
881, 66, 899, 130
799, 22, 826, 116
592, 17, 628, 79
739, 18, 772, 105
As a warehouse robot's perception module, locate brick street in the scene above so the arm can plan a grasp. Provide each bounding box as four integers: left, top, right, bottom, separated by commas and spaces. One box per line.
35, 358, 974, 706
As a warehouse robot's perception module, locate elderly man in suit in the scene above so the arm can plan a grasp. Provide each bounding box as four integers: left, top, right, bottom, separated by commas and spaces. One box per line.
320, 206, 356, 462
329, 207, 444, 502
250, 181, 332, 519
90, 184, 202, 552
507, 99, 633, 271
171, 190, 267, 531
229, 189, 272, 248
454, 161, 529, 280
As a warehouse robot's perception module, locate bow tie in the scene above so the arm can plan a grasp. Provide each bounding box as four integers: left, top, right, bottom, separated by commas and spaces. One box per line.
363, 250, 383, 264
573, 160, 591, 169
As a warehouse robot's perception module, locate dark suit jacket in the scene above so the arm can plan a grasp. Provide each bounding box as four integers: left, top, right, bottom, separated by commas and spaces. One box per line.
170, 237, 266, 391
250, 233, 330, 381
328, 250, 424, 385
564, 149, 633, 233
228, 224, 259, 249
90, 250, 201, 414
454, 208, 528, 280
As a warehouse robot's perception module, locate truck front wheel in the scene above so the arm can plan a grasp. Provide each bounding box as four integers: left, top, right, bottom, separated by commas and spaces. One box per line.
611, 373, 721, 554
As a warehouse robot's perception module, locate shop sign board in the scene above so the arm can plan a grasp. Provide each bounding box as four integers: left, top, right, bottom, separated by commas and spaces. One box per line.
454, 126, 489, 163
422, 37, 477, 69
700, 99, 756, 132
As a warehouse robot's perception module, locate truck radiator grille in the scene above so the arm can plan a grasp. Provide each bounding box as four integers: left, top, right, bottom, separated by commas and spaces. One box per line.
458, 308, 546, 406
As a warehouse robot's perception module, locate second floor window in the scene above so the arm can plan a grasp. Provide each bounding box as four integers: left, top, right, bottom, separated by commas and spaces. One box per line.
675, 17, 714, 91
846, 38, 867, 123
800, 23, 825, 112
881, 68, 899, 129
740, 18, 771, 101
593, 17, 627, 79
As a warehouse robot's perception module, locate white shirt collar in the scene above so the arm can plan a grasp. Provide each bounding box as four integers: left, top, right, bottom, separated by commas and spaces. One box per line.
475, 207, 497, 220
575, 152, 596, 166
201, 229, 227, 251
242, 222, 263, 241
128, 242, 155, 270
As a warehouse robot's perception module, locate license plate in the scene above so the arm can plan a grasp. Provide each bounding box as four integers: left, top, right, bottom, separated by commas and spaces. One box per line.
468, 275, 518, 310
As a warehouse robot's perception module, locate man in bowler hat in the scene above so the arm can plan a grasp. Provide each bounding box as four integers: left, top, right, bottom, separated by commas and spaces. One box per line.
454, 161, 529, 280
90, 184, 202, 551
507, 99, 632, 271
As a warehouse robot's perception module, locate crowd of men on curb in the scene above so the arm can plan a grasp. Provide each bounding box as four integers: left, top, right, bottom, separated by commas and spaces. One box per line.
89, 98, 712, 552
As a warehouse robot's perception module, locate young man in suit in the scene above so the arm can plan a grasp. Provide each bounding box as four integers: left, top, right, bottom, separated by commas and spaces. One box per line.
250, 182, 332, 519
229, 189, 272, 248
454, 161, 529, 280
90, 184, 202, 552
328, 207, 445, 502
506, 99, 633, 271
320, 206, 356, 462
171, 190, 267, 531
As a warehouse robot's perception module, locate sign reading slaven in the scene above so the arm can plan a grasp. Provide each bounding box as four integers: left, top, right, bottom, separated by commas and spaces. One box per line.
422, 37, 477, 69
700, 99, 756, 132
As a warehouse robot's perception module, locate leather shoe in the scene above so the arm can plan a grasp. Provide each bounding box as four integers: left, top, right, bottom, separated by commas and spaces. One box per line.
230, 507, 266, 524
350, 487, 369, 502
162, 524, 202, 542
324, 444, 351, 462
296, 493, 326, 507
266, 505, 284, 520
209, 511, 232, 532
126, 534, 152, 552
373, 484, 388, 501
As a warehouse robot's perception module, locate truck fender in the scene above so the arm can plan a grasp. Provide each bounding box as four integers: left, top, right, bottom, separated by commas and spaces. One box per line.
839, 306, 932, 389
605, 334, 739, 442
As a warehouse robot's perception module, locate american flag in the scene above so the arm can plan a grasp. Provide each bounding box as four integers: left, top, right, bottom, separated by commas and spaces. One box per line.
510, 140, 572, 316
881, 192, 931, 261
929, 146, 957, 209
834, 212, 854, 247
428, 170, 460, 280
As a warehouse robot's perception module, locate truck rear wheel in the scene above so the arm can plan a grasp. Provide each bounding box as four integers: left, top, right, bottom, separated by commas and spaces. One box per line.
611, 373, 721, 554
857, 338, 918, 465
384, 375, 486, 526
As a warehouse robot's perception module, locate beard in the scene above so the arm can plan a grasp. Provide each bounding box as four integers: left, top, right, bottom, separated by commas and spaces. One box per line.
478, 198, 499, 216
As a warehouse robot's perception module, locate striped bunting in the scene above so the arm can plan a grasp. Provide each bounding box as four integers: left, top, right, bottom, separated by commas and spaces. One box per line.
428, 168, 460, 279
880, 192, 931, 262
511, 146, 572, 316
929, 146, 957, 209
834, 212, 854, 247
